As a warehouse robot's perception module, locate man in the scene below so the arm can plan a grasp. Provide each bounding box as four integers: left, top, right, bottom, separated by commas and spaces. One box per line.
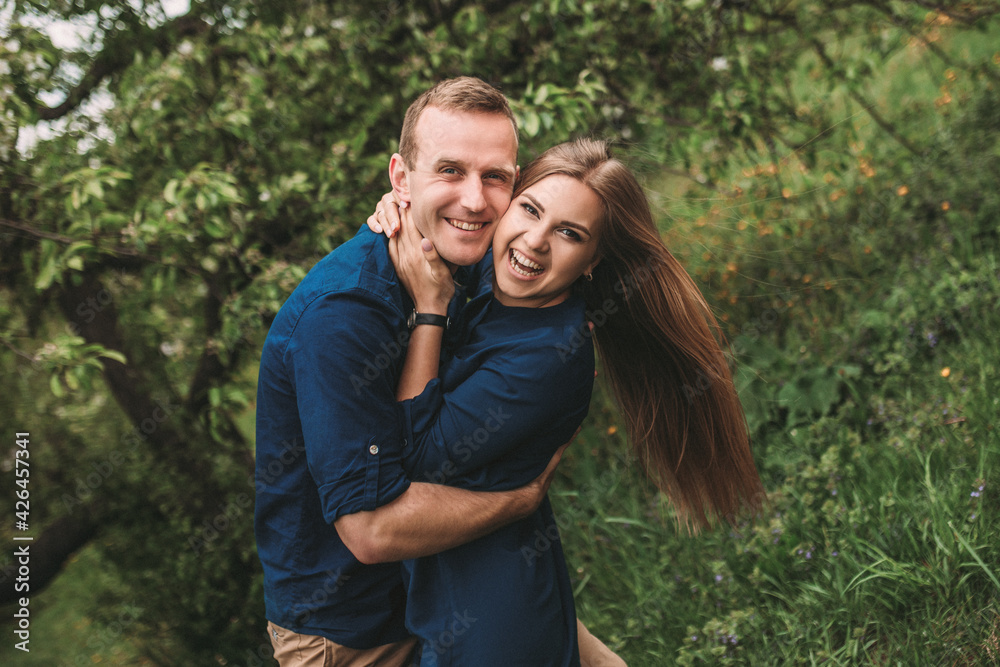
256, 77, 625, 666
255, 77, 563, 664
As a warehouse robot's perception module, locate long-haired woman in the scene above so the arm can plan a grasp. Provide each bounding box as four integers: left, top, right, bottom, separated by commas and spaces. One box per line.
374, 138, 764, 665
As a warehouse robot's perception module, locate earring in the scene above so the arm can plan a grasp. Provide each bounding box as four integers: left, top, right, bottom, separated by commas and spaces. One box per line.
585, 272, 593, 281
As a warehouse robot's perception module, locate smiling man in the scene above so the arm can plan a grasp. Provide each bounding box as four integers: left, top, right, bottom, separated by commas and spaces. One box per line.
254, 78, 563, 666
388, 103, 519, 270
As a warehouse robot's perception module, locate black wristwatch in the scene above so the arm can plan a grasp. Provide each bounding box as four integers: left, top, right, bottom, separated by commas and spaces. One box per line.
407, 310, 450, 330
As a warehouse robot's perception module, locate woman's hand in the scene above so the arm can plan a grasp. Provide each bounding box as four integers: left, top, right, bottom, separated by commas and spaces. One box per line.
366, 191, 405, 238
387, 207, 454, 314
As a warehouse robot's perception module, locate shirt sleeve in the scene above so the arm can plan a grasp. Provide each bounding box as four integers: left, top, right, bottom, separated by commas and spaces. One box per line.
399, 343, 593, 482
287, 290, 411, 523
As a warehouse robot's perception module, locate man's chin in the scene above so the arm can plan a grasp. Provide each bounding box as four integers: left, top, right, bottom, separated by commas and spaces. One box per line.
438, 245, 492, 271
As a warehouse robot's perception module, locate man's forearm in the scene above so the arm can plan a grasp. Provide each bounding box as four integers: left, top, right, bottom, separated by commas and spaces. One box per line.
335, 481, 532, 564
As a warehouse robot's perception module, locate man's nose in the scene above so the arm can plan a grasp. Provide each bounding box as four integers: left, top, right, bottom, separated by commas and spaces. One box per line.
459, 178, 487, 213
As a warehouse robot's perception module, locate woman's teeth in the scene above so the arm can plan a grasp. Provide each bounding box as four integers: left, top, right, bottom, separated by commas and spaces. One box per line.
510, 249, 543, 276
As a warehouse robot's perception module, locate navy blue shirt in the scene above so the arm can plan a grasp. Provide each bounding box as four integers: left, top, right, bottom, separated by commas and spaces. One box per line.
254, 227, 478, 648
399, 276, 595, 666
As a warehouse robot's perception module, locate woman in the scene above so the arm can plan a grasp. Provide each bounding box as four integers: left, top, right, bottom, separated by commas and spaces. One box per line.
376, 139, 764, 665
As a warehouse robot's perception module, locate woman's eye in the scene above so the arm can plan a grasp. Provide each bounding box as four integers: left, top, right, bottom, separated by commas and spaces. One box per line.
559, 228, 581, 241
521, 202, 538, 217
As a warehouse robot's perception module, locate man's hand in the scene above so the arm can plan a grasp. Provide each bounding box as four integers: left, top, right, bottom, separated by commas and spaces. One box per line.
515, 430, 577, 517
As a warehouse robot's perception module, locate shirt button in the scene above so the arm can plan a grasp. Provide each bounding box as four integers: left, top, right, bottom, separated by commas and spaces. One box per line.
369, 444, 379, 455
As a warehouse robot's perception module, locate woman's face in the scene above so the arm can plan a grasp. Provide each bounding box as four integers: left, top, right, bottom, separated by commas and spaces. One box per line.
491, 174, 602, 308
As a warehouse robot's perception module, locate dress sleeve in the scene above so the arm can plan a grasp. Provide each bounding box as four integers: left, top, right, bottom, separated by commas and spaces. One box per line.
287, 290, 411, 522
399, 342, 593, 482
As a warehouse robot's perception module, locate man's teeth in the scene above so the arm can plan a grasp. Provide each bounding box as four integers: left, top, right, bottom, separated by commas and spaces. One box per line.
447, 219, 485, 231
510, 249, 543, 276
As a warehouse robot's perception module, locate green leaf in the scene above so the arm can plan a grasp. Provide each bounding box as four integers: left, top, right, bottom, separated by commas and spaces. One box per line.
164, 179, 179, 204
84, 178, 104, 201
536, 84, 551, 105
523, 112, 541, 137
99, 349, 128, 364
34, 258, 59, 291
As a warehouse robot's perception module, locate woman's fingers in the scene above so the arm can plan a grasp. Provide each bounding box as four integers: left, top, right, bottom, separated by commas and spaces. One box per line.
365, 192, 406, 237
381, 192, 403, 236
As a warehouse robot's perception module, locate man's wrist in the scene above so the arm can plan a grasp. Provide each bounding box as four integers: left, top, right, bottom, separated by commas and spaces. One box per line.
408, 309, 450, 330
413, 299, 450, 315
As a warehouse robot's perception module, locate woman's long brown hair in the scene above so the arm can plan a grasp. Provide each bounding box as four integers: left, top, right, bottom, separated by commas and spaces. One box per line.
515, 139, 765, 529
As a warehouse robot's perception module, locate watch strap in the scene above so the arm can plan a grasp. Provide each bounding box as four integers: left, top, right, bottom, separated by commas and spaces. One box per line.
408, 310, 450, 330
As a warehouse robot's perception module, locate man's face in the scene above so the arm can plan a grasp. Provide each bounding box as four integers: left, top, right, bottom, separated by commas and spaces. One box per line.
391, 107, 519, 270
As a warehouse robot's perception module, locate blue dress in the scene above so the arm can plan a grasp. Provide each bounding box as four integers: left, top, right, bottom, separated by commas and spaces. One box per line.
398, 278, 595, 666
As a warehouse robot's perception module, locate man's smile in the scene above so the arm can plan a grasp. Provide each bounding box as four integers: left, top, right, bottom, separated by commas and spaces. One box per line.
446, 218, 487, 232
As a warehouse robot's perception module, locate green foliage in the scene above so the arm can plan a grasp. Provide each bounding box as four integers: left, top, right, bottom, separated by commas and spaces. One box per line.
2, 0, 1000, 664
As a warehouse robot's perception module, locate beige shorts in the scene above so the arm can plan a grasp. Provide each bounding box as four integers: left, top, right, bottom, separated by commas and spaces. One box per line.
267, 621, 418, 667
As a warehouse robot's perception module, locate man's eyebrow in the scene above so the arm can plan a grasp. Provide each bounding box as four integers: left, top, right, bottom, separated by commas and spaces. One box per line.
490, 165, 517, 180
432, 158, 515, 180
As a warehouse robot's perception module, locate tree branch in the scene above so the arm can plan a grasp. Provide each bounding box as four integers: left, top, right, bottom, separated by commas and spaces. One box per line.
0, 217, 158, 261
811, 39, 925, 157
0, 509, 100, 605
54, 272, 212, 480
27, 10, 212, 121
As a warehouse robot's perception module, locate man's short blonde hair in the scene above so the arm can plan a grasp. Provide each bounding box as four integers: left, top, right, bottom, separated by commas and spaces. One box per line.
398, 77, 518, 168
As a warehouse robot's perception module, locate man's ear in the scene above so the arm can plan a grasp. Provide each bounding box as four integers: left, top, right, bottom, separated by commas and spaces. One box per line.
389, 153, 411, 205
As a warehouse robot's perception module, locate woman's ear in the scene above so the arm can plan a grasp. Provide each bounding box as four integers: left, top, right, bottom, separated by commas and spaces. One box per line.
584, 254, 602, 278
388, 153, 411, 205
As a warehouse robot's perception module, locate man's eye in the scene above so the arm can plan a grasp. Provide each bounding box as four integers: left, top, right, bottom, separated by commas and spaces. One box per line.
442, 168, 459, 175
